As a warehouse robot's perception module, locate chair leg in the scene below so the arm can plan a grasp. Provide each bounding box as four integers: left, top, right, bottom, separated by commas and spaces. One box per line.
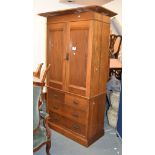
46, 140, 51, 155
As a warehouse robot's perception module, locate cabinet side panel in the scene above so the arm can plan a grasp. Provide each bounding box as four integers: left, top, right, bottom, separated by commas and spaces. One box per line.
99, 23, 110, 93
88, 94, 106, 139
90, 21, 102, 97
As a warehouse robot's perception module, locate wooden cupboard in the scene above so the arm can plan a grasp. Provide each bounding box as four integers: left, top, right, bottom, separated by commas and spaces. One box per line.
39, 5, 116, 146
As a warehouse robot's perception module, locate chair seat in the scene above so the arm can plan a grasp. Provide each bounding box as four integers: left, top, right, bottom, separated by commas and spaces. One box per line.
33, 85, 51, 154
33, 125, 48, 150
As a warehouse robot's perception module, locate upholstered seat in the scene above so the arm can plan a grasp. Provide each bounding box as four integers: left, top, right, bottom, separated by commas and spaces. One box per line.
33, 125, 47, 150
33, 86, 51, 155
33, 86, 41, 130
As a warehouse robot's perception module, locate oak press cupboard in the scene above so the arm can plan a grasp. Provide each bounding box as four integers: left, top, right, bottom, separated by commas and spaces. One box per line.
39, 6, 116, 146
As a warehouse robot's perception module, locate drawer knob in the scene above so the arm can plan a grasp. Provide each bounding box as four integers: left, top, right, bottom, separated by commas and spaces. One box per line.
53, 106, 59, 110
53, 117, 59, 122
73, 101, 79, 105
64, 53, 69, 61
72, 113, 79, 118
53, 94, 58, 98
72, 124, 80, 130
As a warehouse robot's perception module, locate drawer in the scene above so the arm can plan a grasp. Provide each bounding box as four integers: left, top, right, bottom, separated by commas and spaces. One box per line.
65, 94, 89, 111
63, 104, 87, 125
49, 103, 87, 125
49, 112, 86, 136
49, 101, 63, 113
48, 88, 64, 104
64, 118, 86, 136
49, 111, 63, 126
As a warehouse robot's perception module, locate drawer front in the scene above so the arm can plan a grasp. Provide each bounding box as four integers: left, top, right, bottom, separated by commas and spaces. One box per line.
49, 112, 63, 126
48, 88, 64, 103
49, 103, 87, 125
64, 118, 86, 136
49, 112, 86, 136
49, 101, 63, 113
65, 94, 89, 111
63, 105, 87, 125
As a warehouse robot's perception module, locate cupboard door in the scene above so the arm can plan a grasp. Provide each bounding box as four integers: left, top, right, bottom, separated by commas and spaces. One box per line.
47, 23, 66, 90
66, 21, 90, 96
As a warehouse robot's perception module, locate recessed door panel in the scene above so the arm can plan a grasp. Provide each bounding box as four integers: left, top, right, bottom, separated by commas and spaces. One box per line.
67, 21, 90, 96
47, 23, 66, 90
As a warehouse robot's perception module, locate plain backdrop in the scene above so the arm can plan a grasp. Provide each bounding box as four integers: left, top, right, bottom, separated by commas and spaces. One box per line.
0, 0, 155, 155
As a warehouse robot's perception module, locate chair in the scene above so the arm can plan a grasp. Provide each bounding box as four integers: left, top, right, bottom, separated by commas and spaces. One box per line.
109, 34, 122, 80
33, 64, 51, 108
40, 64, 51, 83
33, 63, 44, 78
109, 34, 122, 59
33, 64, 51, 87
33, 85, 51, 155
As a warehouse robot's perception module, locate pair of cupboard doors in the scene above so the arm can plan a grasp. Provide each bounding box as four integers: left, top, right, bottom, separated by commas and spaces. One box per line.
47, 17, 110, 98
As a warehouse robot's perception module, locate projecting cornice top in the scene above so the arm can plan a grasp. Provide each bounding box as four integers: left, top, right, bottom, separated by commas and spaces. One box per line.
39, 5, 117, 17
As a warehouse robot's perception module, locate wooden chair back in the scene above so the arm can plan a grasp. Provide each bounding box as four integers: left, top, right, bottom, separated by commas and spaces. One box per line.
109, 34, 122, 59
33, 63, 44, 78
40, 64, 51, 83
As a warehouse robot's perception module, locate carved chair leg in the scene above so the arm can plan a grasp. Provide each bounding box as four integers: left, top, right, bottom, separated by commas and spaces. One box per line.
46, 140, 51, 155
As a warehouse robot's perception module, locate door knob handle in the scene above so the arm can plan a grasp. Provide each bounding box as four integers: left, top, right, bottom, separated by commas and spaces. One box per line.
64, 53, 69, 61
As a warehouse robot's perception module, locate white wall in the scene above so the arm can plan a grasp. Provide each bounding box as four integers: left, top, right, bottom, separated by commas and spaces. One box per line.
33, 0, 84, 14
104, 0, 122, 24
33, 15, 46, 69
104, 0, 122, 35
33, 0, 122, 69
59, 0, 113, 5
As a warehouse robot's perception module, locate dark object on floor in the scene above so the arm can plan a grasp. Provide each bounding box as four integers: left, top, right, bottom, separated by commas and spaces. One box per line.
33, 86, 51, 155
106, 75, 121, 128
